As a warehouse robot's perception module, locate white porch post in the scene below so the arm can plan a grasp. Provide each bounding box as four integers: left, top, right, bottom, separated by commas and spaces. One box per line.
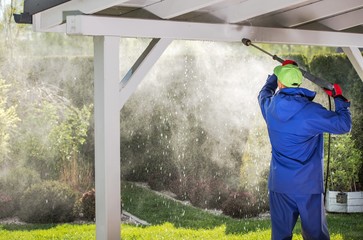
342, 47, 363, 82
94, 36, 121, 240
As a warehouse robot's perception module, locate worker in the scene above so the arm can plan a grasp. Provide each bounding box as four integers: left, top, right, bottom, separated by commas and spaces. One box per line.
258, 60, 352, 240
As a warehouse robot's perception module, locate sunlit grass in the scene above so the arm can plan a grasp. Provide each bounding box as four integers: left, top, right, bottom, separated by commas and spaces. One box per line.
0, 224, 95, 240
122, 223, 346, 240
0, 222, 346, 240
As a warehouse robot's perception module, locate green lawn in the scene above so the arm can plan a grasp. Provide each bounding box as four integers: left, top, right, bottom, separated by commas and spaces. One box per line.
0, 182, 362, 239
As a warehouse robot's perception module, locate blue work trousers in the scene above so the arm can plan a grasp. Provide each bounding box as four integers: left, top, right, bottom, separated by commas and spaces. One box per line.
269, 191, 330, 240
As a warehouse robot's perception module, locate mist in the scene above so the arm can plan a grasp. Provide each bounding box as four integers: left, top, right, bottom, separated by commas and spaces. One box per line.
1, 25, 275, 215
120, 39, 274, 206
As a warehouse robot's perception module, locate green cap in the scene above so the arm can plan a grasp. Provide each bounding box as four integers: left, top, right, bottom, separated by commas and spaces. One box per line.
273, 64, 303, 87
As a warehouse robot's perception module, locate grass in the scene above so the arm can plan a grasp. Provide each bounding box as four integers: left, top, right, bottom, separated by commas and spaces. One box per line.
121, 182, 270, 234
0, 224, 95, 240
0, 182, 362, 239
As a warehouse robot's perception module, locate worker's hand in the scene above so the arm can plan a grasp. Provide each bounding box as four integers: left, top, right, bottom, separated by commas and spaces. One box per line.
282, 59, 298, 66
324, 84, 342, 97
324, 84, 349, 101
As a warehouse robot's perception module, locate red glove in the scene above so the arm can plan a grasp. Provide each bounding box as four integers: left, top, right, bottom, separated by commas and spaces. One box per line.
324, 84, 349, 101
282, 60, 298, 66
324, 84, 342, 97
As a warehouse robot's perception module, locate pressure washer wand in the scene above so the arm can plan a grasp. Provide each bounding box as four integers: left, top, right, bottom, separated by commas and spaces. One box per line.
242, 38, 334, 91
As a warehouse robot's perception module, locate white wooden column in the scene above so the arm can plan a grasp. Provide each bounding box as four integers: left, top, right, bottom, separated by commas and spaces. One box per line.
342, 47, 363, 82
94, 36, 121, 240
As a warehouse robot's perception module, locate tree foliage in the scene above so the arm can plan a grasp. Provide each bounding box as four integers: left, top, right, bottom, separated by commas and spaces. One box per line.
311, 54, 363, 188
326, 134, 362, 191
0, 79, 19, 164
50, 104, 92, 190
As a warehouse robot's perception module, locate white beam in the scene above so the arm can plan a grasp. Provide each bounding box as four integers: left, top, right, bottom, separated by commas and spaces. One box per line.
33, 0, 129, 31
33, 13, 66, 32
342, 47, 363, 82
119, 0, 160, 8
145, 0, 224, 19
274, 0, 363, 27
118, 38, 172, 109
319, 8, 363, 31
207, 0, 312, 23
66, 15, 363, 47
94, 36, 121, 240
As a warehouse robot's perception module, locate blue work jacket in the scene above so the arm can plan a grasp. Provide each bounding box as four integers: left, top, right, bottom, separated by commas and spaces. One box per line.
258, 74, 351, 194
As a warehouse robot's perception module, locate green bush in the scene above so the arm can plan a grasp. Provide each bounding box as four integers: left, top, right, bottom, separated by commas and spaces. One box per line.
0, 167, 41, 216
310, 54, 362, 109
18, 180, 77, 223
326, 134, 362, 191
281, 53, 309, 71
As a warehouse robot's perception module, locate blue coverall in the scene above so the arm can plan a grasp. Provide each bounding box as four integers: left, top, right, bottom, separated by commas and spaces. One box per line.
258, 74, 351, 240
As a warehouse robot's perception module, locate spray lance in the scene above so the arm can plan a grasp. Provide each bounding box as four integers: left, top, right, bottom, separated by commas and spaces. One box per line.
241, 38, 339, 92
241, 38, 339, 203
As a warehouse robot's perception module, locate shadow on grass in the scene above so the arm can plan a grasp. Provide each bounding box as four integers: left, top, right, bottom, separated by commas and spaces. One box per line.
327, 213, 363, 240
0, 223, 57, 231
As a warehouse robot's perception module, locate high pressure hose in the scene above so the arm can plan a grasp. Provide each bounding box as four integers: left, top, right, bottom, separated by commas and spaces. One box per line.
324, 97, 332, 204
242, 38, 335, 204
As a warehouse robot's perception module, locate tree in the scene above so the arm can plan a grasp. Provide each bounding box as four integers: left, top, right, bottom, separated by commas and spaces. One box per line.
325, 134, 362, 191
50, 104, 92, 191
0, 79, 19, 164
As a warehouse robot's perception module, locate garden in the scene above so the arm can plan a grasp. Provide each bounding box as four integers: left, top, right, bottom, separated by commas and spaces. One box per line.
0, 1, 363, 239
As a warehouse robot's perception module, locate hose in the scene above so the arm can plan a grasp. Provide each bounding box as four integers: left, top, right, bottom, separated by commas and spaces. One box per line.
324, 97, 332, 204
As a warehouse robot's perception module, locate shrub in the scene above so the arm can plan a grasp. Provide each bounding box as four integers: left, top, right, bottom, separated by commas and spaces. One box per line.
326, 134, 362, 191
0, 193, 15, 218
80, 189, 95, 221
254, 173, 270, 214
0, 167, 41, 216
18, 180, 77, 223
185, 178, 230, 209
221, 191, 259, 218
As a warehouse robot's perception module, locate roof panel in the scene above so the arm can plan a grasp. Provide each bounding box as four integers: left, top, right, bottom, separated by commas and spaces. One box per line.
15, 0, 363, 47
319, 8, 363, 31
270, 0, 363, 27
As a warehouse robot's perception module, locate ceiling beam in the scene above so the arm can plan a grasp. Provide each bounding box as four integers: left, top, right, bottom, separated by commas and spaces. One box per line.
120, 0, 160, 8
65, 15, 363, 47
319, 8, 363, 31
274, 0, 363, 27
342, 47, 363, 82
204, 0, 312, 23
145, 0, 225, 19
33, 0, 129, 30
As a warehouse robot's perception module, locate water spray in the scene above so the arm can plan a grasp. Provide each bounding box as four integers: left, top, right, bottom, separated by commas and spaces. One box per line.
241, 38, 335, 91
